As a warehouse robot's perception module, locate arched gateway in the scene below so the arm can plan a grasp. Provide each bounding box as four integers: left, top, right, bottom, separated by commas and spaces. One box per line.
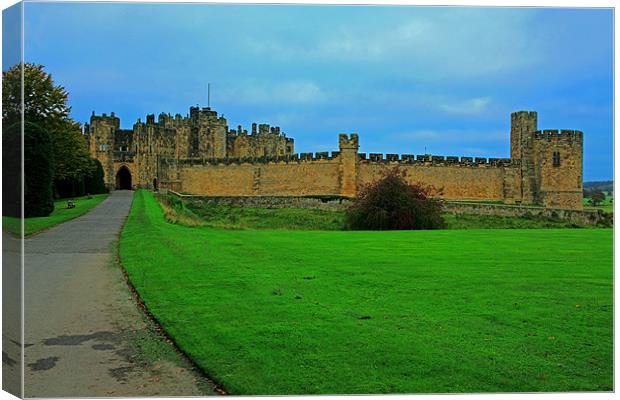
115, 166, 132, 190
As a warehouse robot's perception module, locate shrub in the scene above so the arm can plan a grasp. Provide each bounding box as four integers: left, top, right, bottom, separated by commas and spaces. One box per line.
346, 167, 445, 230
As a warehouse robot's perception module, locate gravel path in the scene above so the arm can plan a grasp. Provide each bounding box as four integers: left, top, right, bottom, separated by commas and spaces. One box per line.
20, 191, 216, 397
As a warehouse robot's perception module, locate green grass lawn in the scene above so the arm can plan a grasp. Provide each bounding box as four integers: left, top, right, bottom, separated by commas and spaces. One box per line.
120, 190, 613, 394
2, 193, 108, 237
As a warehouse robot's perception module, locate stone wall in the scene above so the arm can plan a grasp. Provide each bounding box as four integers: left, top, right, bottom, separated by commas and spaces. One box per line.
170, 192, 351, 212
178, 158, 342, 196
167, 192, 609, 226
444, 202, 609, 227
358, 161, 511, 201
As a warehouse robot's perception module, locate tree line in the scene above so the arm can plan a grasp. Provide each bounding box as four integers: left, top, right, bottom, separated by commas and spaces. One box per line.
3, 63, 107, 218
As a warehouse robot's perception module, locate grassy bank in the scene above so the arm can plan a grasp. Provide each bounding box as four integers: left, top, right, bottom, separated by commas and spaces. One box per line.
161, 195, 346, 230
2, 193, 108, 236
163, 194, 593, 230
120, 190, 613, 394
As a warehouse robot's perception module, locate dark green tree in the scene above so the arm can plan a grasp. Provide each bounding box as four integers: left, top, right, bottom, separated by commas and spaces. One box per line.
84, 158, 108, 195
590, 190, 606, 206
51, 119, 94, 197
2, 122, 22, 217
23, 122, 54, 217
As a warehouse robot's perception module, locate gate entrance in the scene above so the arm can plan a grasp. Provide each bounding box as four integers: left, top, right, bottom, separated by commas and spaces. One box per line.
115, 166, 132, 190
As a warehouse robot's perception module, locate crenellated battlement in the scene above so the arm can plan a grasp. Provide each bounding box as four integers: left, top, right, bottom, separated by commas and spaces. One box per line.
533, 129, 583, 142
511, 110, 538, 121
228, 123, 291, 141
90, 111, 120, 128
338, 133, 359, 149
173, 150, 517, 169
177, 151, 343, 166
358, 153, 513, 167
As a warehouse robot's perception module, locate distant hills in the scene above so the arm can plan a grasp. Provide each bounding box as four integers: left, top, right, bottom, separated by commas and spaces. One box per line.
584, 180, 613, 192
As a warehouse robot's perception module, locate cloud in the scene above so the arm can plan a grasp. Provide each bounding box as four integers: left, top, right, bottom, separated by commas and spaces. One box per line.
245, 8, 539, 79
399, 130, 440, 139
439, 97, 491, 115
370, 89, 494, 118
251, 112, 309, 128
218, 80, 328, 105
275, 82, 324, 103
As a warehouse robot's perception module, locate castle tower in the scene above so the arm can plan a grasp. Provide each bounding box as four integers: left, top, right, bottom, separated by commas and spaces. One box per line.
339, 133, 359, 197
510, 111, 538, 204
189, 106, 227, 159
89, 112, 120, 190
533, 130, 584, 209
510, 111, 584, 209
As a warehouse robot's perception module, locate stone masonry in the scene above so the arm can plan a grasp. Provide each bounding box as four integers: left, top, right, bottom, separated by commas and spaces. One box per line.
86, 108, 584, 210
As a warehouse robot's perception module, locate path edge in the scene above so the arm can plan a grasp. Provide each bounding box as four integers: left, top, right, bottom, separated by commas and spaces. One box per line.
114, 190, 228, 396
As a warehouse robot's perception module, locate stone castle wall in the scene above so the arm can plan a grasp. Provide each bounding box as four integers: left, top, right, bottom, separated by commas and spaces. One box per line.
163, 147, 517, 203
176, 158, 342, 196
87, 108, 585, 210
358, 161, 511, 202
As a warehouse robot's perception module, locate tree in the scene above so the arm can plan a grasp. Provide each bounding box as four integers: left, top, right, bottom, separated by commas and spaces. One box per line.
3, 122, 22, 217
590, 190, 606, 206
2, 63, 71, 126
346, 168, 445, 230
84, 159, 108, 195
583, 189, 592, 199
51, 120, 92, 181
3, 63, 94, 199
51, 119, 94, 197
23, 122, 54, 217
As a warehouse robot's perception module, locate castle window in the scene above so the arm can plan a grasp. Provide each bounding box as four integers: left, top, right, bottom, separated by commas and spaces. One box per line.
552, 151, 561, 167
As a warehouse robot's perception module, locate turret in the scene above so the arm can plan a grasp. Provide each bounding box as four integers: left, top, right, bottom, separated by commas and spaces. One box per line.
338, 133, 359, 197
89, 111, 121, 190
510, 111, 537, 160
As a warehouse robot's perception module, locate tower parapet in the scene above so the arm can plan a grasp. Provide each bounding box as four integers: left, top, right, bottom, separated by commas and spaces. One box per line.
534, 129, 583, 141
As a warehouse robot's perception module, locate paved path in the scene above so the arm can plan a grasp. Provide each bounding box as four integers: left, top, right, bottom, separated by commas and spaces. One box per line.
21, 191, 215, 397
3, 229, 22, 396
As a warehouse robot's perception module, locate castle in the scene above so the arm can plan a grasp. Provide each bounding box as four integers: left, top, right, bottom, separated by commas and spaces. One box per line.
85, 107, 584, 209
